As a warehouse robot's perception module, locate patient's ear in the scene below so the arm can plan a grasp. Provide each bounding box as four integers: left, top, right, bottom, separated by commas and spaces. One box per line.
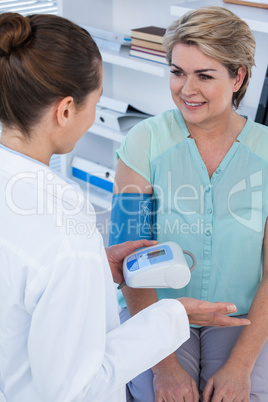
233, 67, 247, 93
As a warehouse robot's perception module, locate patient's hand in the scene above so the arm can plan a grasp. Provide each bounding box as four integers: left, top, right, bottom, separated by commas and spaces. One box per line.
179, 297, 250, 327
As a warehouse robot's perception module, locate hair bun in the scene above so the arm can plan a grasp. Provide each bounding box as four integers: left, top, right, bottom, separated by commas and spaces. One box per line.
0, 12, 31, 57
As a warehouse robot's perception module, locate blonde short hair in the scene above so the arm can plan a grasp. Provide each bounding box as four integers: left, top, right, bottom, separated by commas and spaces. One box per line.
163, 6, 256, 109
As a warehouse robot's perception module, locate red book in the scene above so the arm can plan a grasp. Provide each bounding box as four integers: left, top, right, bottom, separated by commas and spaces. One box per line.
131, 45, 166, 57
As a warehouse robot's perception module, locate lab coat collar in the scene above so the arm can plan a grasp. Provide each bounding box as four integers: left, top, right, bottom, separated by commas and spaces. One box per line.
0, 147, 90, 211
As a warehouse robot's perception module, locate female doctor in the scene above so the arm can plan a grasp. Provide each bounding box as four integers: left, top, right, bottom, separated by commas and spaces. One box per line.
0, 12, 250, 402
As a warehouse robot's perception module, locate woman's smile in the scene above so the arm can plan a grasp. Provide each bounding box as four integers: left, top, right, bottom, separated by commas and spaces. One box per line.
182, 98, 207, 109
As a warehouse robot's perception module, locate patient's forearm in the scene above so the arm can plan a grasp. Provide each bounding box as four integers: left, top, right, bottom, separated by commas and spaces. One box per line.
122, 287, 159, 317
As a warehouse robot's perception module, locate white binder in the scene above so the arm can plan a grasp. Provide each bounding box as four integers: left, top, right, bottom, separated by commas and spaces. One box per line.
94, 96, 151, 131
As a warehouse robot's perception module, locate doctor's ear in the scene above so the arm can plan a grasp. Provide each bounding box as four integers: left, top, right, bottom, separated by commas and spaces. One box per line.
56, 96, 75, 127
233, 66, 247, 93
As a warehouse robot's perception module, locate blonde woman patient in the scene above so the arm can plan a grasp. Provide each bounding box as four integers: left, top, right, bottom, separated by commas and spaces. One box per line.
113, 6, 268, 402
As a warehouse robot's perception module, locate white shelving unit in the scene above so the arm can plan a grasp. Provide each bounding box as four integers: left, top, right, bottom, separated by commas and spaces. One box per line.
101, 46, 168, 77
170, 1, 268, 33
89, 122, 126, 143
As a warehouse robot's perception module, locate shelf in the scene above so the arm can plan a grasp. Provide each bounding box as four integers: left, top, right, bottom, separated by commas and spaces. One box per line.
87, 123, 126, 143
170, 1, 268, 33
101, 45, 169, 77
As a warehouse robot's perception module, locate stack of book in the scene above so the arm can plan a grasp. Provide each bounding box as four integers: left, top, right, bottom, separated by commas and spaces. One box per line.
129, 26, 168, 65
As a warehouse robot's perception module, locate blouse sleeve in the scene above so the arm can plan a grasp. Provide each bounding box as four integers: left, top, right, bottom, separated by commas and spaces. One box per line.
116, 118, 152, 184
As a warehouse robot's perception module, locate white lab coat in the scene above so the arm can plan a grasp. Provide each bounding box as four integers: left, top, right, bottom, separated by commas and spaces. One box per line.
0, 147, 190, 402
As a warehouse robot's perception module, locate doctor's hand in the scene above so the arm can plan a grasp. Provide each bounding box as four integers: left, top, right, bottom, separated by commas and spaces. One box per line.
105, 240, 157, 285
178, 298, 251, 327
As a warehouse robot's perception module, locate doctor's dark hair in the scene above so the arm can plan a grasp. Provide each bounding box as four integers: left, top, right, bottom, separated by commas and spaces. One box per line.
162, 6, 256, 109
0, 12, 102, 136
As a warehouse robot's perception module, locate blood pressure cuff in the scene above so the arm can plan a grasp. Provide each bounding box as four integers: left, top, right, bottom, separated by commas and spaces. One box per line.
109, 193, 156, 246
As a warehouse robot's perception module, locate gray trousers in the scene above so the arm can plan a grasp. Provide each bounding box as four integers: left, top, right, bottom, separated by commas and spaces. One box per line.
120, 308, 268, 402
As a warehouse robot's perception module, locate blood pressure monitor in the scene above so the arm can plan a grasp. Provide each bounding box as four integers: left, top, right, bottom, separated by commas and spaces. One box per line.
122, 241, 196, 289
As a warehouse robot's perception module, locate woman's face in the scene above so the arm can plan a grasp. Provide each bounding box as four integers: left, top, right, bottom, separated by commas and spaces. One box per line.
169, 43, 243, 129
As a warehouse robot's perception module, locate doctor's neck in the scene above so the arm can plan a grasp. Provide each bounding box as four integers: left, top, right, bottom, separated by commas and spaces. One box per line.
0, 124, 55, 166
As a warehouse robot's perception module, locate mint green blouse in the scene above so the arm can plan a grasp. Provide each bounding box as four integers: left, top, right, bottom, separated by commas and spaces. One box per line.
116, 109, 268, 315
